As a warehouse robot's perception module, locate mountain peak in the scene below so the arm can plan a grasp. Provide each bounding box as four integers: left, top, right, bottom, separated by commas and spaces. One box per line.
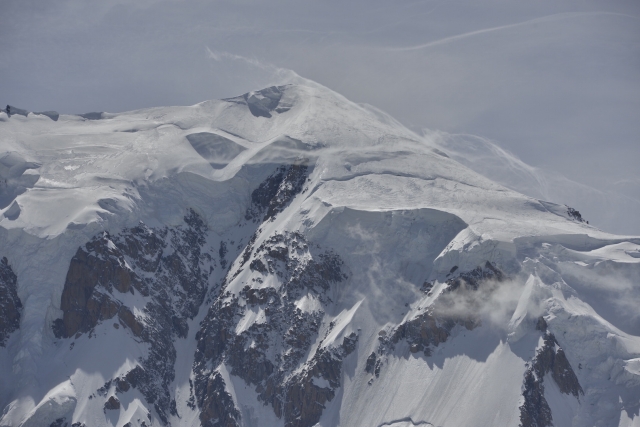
1, 83, 639, 427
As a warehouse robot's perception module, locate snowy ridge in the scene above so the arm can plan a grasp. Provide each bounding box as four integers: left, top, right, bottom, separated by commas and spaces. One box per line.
0, 82, 639, 427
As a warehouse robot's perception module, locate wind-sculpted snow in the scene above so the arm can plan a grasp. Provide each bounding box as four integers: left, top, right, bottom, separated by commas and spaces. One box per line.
186, 132, 246, 170
0, 82, 639, 427
0, 152, 40, 213
3, 106, 59, 121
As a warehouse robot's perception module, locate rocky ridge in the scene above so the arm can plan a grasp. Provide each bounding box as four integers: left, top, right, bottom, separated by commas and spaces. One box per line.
192, 161, 363, 427
193, 230, 350, 427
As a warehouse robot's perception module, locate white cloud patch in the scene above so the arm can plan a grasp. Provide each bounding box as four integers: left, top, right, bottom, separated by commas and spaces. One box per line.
432, 276, 537, 330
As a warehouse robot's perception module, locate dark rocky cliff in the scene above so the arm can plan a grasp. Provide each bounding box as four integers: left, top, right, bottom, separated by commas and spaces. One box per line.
53, 209, 214, 423
191, 162, 364, 427
519, 317, 583, 427
193, 231, 350, 427
0, 257, 21, 346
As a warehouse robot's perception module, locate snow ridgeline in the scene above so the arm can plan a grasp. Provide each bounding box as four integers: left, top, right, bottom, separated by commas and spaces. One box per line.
0, 83, 639, 427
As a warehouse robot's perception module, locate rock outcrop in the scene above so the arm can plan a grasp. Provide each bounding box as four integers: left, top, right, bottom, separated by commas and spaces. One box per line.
193, 231, 350, 427
519, 317, 583, 427
245, 162, 309, 223
0, 257, 21, 346
53, 209, 214, 423
361, 262, 508, 385
192, 162, 359, 427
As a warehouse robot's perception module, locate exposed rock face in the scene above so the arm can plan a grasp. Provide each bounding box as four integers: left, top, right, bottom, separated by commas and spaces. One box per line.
193, 231, 350, 427
421, 261, 504, 296
362, 262, 507, 384
104, 396, 120, 411
519, 318, 583, 427
245, 162, 309, 223
365, 352, 381, 378
0, 257, 21, 346
189, 153, 355, 427
567, 206, 587, 223
53, 209, 214, 423
277, 332, 358, 427
443, 261, 504, 292
197, 371, 241, 427
47, 162, 315, 427
53, 233, 148, 338
244, 165, 286, 222
379, 263, 503, 360
385, 310, 465, 358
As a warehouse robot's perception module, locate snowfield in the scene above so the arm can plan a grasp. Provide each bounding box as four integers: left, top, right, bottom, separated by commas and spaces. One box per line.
0, 81, 639, 427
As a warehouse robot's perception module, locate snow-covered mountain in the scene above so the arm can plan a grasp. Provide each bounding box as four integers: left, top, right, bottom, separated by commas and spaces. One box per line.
0, 82, 639, 427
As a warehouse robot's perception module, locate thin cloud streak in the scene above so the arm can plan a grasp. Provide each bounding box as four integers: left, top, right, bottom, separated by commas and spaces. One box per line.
385, 11, 640, 52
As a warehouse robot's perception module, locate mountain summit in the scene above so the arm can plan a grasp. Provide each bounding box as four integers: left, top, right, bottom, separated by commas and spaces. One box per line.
1, 83, 639, 427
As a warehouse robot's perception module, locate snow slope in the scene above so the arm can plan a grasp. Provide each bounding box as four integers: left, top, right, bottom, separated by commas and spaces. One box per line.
0, 81, 639, 427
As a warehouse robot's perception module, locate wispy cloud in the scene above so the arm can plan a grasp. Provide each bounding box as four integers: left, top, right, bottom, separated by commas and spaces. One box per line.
205, 47, 299, 82
385, 11, 640, 52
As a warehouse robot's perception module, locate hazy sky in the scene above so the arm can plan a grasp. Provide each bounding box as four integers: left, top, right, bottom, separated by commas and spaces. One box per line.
1, 0, 639, 233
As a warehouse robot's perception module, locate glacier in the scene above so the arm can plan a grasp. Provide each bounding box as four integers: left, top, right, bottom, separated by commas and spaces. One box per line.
0, 81, 639, 427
